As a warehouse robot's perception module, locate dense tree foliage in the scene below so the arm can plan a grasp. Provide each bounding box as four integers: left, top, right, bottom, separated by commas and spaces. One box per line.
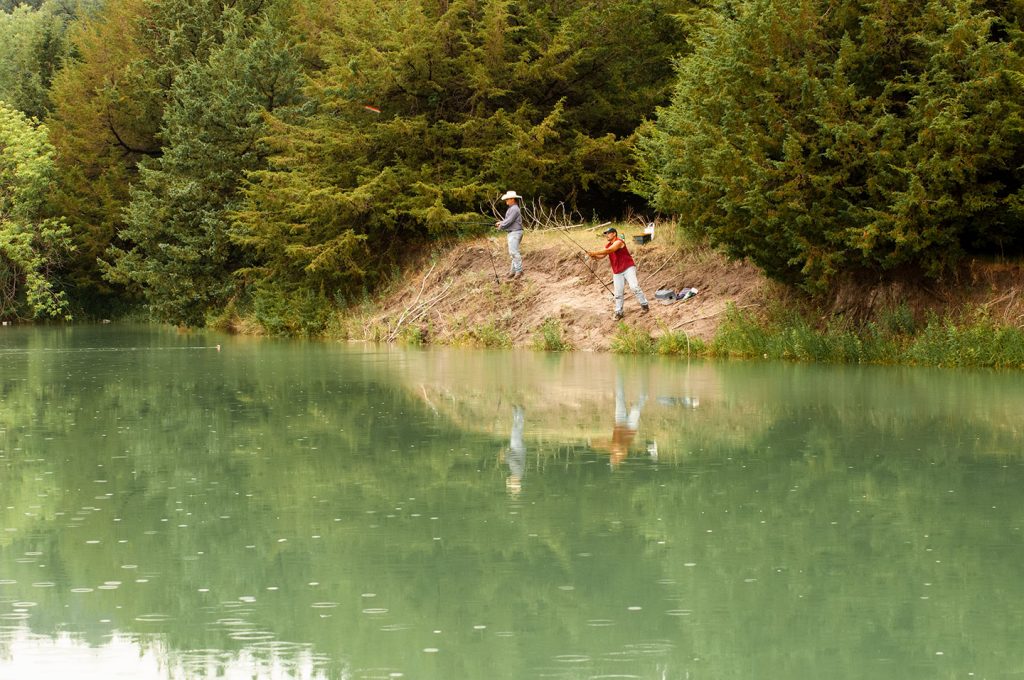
0, 102, 72, 319
0, 1, 71, 119
37, 0, 689, 325
45, 0, 169, 308
6, 0, 1024, 326
105, 4, 302, 325
636, 0, 1024, 290
230, 0, 689, 317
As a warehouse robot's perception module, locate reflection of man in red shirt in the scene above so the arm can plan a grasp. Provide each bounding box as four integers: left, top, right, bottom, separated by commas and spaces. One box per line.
588, 227, 650, 321
591, 375, 647, 467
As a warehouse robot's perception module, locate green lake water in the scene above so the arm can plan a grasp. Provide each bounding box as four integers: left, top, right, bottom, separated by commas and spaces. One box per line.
0, 325, 1022, 679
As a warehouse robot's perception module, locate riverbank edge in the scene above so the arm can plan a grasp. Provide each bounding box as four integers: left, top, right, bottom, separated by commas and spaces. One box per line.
212, 226, 1024, 368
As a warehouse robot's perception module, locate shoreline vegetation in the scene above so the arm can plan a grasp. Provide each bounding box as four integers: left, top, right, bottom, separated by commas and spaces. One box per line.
618, 305, 1024, 369
202, 223, 1024, 370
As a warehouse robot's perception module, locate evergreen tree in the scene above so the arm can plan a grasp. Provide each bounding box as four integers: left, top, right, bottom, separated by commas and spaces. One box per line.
233, 0, 691, 310
47, 0, 178, 309
48, 0, 298, 321
105, 6, 301, 325
0, 0, 73, 119
636, 0, 1024, 290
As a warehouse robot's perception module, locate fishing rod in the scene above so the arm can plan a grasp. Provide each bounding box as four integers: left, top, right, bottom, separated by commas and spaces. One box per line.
484, 238, 501, 283
453, 220, 499, 227
549, 221, 616, 297
573, 252, 615, 297
554, 221, 611, 256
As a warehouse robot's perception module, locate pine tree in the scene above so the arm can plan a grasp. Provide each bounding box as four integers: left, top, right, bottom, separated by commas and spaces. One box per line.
47, 0, 174, 308
106, 5, 301, 325
636, 0, 1024, 290
0, 1, 72, 119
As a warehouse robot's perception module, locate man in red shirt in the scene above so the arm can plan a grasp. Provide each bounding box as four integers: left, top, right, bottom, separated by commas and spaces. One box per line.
588, 227, 650, 320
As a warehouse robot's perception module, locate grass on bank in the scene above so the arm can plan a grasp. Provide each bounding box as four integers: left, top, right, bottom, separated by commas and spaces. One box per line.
606, 303, 1024, 369
610, 321, 707, 357
531, 318, 573, 351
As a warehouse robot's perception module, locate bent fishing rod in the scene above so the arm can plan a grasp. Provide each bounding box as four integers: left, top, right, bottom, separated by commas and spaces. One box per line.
549, 221, 616, 297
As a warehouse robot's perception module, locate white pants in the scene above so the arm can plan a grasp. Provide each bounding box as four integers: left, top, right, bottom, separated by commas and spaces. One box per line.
507, 230, 523, 273
615, 377, 646, 430
612, 266, 648, 313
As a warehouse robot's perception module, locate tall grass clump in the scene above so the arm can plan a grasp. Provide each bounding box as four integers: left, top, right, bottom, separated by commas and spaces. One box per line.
399, 324, 427, 346
531, 319, 573, 352
708, 305, 774, 358
903, 315, 1024, 368
610, 322, 656, 354
456, 321, 511, 349
709, 303, 900, 364
878, 302, 917, 336
655, 328, 705, 356
706, 300, 1024, 368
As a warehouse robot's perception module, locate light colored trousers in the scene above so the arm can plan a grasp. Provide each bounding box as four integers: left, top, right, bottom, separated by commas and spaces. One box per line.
613, 265, 648, 313
508, 405, 525, 479
615, 377, 646, 430
507, 230, 523, 273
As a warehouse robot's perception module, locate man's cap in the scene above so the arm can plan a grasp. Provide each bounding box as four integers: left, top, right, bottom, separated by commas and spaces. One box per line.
500, 190, 522, 201
602, 227, 617, 234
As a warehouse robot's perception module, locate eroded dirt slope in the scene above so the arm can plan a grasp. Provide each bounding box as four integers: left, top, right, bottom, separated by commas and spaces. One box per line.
359, 229, 774, 351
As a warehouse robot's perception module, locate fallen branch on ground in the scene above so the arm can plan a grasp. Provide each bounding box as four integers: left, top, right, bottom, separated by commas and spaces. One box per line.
640, 258, 673, 286
387, 262, 437, 341
669, 303, 758, 330
387, 280, 457, 342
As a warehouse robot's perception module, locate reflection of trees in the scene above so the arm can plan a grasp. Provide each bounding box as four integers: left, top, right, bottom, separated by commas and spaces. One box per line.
0, 329, 1022, 678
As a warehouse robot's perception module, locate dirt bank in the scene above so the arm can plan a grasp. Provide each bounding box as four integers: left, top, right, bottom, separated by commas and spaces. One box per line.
352, 227, 775, 351
339, 225, 1024, 352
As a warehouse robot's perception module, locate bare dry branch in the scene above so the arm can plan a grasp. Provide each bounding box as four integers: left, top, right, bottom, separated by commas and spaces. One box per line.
520, 199, 585, 231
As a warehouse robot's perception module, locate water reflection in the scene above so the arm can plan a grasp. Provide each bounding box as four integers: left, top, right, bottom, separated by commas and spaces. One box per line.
502, 405, 526, 495
1, 327, 1024, 679
591, 373, 648, 468
0, 631, 332, 680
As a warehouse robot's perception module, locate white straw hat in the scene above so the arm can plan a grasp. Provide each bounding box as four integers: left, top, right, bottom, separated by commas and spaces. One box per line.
499, 190, 522, 201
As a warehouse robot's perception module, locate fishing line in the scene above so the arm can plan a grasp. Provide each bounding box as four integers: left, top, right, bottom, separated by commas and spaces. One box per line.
548, 224, 615, 297
485, 241, 501, 283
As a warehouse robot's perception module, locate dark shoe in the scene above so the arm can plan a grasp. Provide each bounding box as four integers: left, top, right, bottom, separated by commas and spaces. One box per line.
613, 311, 624, 321
505, 272, 516, 279
512, 271, 523, 279
640, 303, 650, 315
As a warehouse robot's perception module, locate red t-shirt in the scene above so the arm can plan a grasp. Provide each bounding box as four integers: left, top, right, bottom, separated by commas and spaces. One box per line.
607, 238, 636, 274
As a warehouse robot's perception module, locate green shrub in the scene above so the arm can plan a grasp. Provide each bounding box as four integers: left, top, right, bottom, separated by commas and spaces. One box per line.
655, 329, 704, 356
249, 284, 333, 337
399, 324, 427, 346
610, 322, 655, 354
456, 321, 511, 349
531, 319, 572, 352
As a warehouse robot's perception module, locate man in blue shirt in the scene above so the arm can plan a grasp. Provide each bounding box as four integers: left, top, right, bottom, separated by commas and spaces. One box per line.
494, 190, 524, 279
